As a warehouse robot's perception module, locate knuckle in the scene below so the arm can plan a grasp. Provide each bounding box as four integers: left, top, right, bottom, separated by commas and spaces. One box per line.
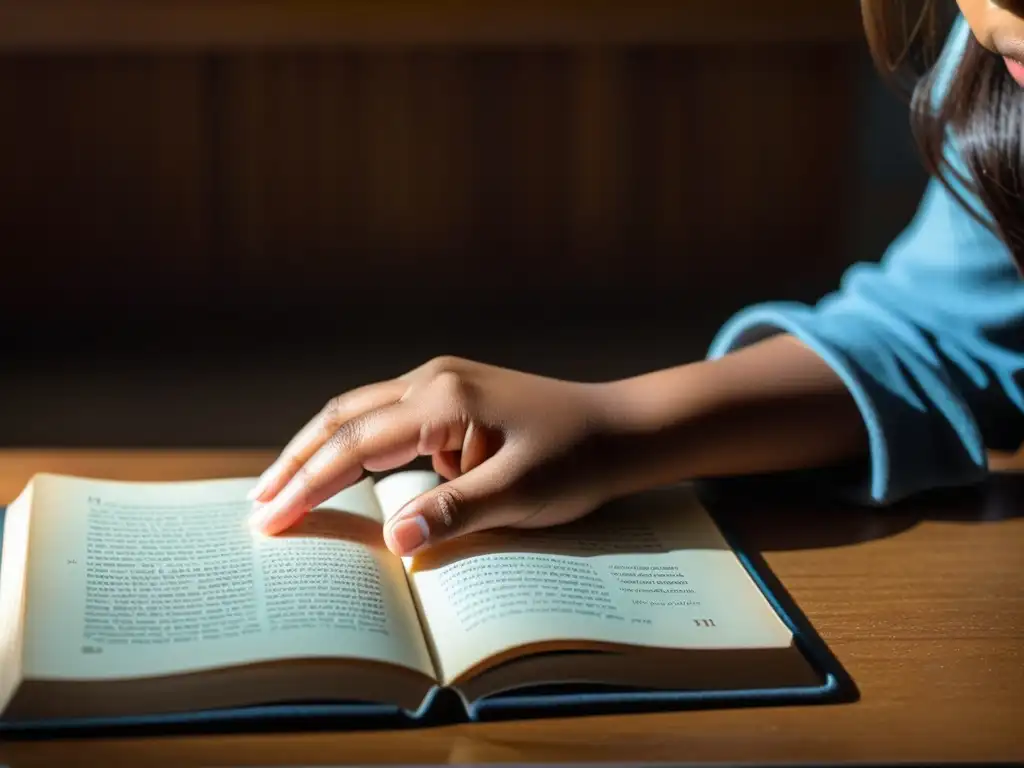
432, 485, 467, 532
282, 453, 306, 477
424, 355, 462, 377
321, 395, 348, 427
431, 369, 468, 401
326, 419, 362, 457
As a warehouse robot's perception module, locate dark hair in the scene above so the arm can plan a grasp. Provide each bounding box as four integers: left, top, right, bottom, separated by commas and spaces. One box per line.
861, 0, 1023, 267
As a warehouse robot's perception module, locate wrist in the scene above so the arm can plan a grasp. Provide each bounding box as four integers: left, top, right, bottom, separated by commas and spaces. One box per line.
594, 360, 717, 436
585, 361, 714, 499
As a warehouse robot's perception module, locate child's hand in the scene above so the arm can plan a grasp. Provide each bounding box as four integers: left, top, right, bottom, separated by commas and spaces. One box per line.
248, 337, 865, 556
247, 356, 619, 555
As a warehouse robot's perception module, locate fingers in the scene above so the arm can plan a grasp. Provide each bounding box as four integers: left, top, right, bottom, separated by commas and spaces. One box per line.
429, 420, 495, 480
459, 421, 494, 474
249, 379, 407, 502
382, 458, 517, 556
250, 461, 367, 536
432, 450, 462, 480
250, 398, 471, 535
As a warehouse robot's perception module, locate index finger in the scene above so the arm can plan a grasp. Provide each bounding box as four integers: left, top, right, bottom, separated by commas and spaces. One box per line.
249, 379, 407, 503
248, 398, 436, 535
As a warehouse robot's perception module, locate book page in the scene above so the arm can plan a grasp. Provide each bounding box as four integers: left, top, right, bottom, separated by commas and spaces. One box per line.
374, 470, 442, 527
381, 480, 793, 685
19, 474, 436, 683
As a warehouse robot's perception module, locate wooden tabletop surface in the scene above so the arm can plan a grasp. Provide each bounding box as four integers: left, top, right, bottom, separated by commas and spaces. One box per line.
0, 448, 1021, 766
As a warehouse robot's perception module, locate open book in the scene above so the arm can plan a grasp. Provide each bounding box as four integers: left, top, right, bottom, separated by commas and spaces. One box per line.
0, 471, 825, 723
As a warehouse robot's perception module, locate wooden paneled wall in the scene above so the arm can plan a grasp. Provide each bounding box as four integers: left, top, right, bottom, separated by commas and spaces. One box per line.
0, 42, 862, 326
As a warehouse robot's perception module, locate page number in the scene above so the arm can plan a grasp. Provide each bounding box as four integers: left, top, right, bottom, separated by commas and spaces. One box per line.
693, 618, 716, 628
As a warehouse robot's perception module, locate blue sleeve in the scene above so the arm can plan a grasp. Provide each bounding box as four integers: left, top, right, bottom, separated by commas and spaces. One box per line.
706, 20, 1024, 505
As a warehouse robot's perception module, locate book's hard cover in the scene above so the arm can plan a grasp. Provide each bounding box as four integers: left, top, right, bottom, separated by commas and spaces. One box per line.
0, 493, 857, 738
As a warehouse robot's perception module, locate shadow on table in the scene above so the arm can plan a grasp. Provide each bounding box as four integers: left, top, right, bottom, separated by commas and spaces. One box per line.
677, 470, 1024, 722
697, 469, 1024, 553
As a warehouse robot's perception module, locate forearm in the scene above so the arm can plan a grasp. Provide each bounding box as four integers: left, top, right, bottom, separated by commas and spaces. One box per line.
595, 334, 869, 497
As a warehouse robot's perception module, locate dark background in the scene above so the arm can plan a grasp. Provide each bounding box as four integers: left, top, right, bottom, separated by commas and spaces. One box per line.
0, 2, 929, 449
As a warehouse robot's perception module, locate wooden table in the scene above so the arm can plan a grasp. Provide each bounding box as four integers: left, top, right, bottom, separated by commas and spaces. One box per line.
0, 449, 1021, 765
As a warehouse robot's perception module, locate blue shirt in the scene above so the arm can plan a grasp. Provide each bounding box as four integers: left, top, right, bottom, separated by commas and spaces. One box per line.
706, 17, 1024, 505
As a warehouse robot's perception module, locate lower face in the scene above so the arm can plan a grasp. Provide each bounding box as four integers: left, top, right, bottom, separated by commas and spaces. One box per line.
955, 0, 1024, 86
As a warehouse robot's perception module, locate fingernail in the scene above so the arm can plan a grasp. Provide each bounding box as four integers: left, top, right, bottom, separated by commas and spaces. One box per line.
386, 515, 430, 554
247, 467, 275, 500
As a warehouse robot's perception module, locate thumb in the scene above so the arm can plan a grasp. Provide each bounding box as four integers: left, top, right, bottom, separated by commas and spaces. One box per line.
383, 459, 515, 556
